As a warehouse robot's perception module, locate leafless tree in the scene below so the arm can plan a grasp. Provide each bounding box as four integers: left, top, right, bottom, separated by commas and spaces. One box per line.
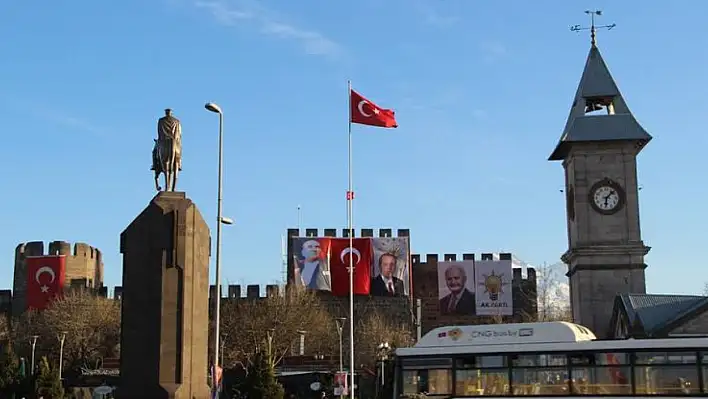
355, 309, 414, 367
220, 289, 335, 369
535, 263, 572, 322
12, 290, 120, 370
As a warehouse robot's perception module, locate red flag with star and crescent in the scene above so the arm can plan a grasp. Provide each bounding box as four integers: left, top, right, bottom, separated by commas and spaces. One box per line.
350, 89, 398, 128
328, 238, 372, 296
26, 255, 66, 310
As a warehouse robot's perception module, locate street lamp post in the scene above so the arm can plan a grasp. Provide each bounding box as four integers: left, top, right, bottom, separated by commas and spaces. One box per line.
58, 332, 67, 380
30, 335, 38, 375
377, 341, 391, 396
220, 334, 227, 367
335, 317, 346, 398
205, 102, 229, 399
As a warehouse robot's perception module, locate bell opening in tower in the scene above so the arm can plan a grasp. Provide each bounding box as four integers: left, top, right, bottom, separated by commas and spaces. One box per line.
584, 96, 616, 115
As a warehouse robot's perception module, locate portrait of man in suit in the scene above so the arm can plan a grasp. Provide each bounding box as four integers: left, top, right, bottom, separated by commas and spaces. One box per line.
439, 264, 476, 315
370, 253, 405, 297
293, 239, 330, 291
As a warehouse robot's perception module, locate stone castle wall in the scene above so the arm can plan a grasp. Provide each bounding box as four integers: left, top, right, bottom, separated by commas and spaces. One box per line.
13, 241, 104, 316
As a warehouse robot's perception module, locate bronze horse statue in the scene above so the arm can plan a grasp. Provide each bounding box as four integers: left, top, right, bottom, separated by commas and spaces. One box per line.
151, 109, 182, 192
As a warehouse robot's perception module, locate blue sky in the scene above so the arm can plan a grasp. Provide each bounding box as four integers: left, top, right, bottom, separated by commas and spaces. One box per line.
1, 1, 706, 296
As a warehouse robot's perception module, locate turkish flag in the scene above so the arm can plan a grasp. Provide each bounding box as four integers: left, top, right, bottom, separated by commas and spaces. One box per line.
26, 255, 66, 310
328, 238, 372, 296
350, 89, 398, 128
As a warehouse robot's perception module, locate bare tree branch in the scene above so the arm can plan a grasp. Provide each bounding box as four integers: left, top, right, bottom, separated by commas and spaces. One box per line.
355, 309, 414, 368
11, 290, 120, 371
534, 263, 572, 322
220, 290, 336, 368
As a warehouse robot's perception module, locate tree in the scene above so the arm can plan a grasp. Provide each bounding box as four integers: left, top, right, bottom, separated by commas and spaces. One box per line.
0, 315, 9, 343
534, 263, 572, 322
0, 341, 20, 395
12, 290, 121, 374
355, 309, 414, 367
220, 289, 335, 368
35, 356, 63, 399
242, 351, 284, 399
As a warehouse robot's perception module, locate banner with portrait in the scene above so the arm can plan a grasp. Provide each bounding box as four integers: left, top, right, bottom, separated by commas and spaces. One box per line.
290, 236, 410, 297
474, 259, 513, 316
291, 237, 332, 291
437, 261, 476, 316
370, 237, 410, 297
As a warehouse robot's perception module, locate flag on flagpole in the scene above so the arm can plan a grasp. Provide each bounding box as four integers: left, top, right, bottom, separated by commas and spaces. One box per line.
350, 89, 398, 128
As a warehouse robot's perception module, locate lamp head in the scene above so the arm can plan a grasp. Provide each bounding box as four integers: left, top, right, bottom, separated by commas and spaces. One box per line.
205, 102, 222, 114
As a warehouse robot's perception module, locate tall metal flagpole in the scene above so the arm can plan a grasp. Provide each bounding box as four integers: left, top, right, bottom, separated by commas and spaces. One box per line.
347, 79, 356, 399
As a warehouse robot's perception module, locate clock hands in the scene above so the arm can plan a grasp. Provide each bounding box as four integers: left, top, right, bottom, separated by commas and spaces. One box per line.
603, 190, 616, 207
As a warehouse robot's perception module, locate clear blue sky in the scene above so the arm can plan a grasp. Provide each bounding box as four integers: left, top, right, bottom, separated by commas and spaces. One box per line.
1, 1, 706, 295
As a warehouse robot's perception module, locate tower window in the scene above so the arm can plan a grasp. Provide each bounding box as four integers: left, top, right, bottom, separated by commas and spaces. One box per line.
585, 96, 615, 115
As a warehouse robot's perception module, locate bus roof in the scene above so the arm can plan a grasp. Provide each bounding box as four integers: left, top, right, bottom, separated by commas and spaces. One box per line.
410, 322, 596, 349
397, 336, 708, 357
396, 322, 708, 357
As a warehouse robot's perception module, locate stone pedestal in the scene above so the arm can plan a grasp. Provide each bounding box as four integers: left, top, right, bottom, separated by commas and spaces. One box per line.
118, 192, 211, 399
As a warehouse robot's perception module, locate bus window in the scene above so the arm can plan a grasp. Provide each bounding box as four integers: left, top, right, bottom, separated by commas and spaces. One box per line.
510, 354, 568, 396
454, 356, 509, 396
570, 353, 631, 395
402, 369, 452, 396
511, 354, 566, 367
634, 351, 700, 395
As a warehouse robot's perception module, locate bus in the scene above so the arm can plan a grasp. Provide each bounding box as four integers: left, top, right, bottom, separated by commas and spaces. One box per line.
393, 322, 708, 397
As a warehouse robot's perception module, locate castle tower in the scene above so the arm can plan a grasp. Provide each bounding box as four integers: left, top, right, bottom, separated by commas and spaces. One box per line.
549, 32, 652, 338
13, 241, 104, 316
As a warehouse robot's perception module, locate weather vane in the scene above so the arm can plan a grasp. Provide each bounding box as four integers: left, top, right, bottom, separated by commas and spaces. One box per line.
570, 10, 616, 47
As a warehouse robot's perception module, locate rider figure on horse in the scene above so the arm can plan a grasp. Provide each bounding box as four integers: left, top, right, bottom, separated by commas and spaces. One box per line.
152, 108, 182, 192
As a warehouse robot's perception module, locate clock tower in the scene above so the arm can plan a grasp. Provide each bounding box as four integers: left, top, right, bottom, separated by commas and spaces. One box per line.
549, 28, 652, 338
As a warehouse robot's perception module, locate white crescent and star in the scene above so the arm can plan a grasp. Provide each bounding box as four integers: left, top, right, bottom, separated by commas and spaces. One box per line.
357, 100, 379, 118
35, 266, 56, 294
340, 247, 361, 266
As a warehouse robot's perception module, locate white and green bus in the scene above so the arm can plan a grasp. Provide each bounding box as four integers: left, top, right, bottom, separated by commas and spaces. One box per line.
394, 322, 707, 397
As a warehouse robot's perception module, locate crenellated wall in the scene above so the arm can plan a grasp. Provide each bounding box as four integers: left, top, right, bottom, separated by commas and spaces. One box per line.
412, 253, 537, 334
13, 241, 104, 316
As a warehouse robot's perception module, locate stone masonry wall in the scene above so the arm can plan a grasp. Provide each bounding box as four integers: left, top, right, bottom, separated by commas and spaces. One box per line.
13, 241, 104, 316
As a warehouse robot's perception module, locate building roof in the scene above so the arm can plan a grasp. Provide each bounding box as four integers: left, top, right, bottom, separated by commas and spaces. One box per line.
549, 44, 652, 161
614, 294, 708, 337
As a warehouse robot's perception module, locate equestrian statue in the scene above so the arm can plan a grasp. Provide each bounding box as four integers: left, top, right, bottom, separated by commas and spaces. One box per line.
152, 108, 183, 192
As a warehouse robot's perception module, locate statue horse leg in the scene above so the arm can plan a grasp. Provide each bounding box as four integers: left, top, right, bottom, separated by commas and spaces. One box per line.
155, 170, 162, 191
170, 158, 179, 191
164, 169, 172, 192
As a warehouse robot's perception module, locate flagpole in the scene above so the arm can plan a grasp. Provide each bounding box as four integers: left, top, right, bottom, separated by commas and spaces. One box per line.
347, 79, 356, 399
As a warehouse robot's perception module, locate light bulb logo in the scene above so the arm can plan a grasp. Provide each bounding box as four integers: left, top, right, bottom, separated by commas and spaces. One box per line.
447, 327, 463, 341
481, 271, 506, 301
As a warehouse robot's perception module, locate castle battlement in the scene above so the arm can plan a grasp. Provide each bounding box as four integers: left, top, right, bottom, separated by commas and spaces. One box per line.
287, 228, 410, 238
411, 252, 537, 282
15, 241, 102, 261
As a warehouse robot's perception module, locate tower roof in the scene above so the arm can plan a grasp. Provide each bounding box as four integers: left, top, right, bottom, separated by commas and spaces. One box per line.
549, 44, 652, 161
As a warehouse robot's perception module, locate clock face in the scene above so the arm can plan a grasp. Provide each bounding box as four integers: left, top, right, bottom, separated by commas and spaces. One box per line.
592, 185, 620, 212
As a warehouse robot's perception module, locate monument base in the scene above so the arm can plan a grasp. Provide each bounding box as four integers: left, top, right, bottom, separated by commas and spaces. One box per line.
118, 191, 211, 399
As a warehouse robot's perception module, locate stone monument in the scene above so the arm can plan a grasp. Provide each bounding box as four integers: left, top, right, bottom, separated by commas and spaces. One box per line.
118, 110, 210, 398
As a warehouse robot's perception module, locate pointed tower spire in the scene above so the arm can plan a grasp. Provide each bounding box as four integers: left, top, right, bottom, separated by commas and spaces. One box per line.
549, 11, 651, 161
